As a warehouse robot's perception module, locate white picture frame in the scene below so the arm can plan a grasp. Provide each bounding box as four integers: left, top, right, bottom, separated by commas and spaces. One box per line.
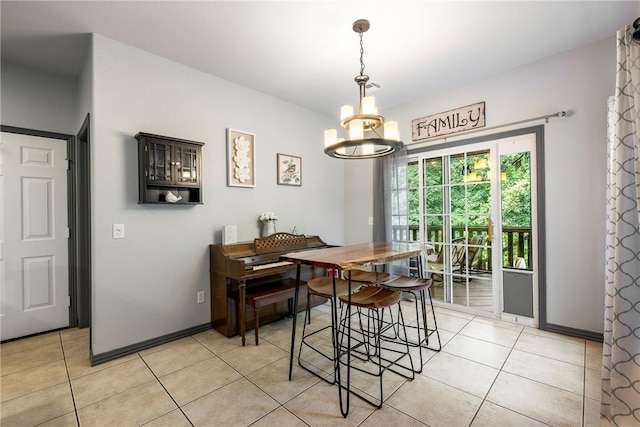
226, 129, 256, 188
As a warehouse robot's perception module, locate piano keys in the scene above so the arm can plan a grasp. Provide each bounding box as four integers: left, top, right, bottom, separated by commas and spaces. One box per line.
209, 232, 332, 338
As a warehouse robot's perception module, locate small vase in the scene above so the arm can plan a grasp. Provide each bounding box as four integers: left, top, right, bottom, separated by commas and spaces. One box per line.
262, 220, 276, 237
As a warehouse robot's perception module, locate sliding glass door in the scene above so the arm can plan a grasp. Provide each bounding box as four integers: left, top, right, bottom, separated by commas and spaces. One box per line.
409, 132, 539, 323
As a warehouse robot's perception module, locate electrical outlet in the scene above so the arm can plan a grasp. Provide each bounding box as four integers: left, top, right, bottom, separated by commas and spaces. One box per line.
112, 224, 125, 239
197, 291, 205, 304
368, 217, 374, 226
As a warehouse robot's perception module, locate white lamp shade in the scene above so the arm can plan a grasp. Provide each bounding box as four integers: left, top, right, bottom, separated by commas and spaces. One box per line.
341, 105, 354, 121
361, 96, 376, 115
349, 119, 364, 140
384, 121, 400, 141
324, 129, 337, 148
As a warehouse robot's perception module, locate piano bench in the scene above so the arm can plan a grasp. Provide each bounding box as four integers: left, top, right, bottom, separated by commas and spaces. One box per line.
245, 279, 307, 346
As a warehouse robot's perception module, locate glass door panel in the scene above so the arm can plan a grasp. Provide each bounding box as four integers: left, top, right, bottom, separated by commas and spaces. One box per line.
497, 136, 537, 323
177, 145, 198, 184
500, 152, 532, 270
421, 149, 494, 312
416, 133, 538, 323
148, 142, 172, 183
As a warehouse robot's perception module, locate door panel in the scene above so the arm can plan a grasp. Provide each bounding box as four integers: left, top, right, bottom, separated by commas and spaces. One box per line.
23, 256, 54, 309
417, 132, 538, 324
422, 149, 494, 313
23, 177, 54, 239
497, 136, 537, 323
1, 132, 69, 341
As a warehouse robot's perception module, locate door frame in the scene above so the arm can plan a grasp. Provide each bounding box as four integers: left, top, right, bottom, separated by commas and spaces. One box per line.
1, 122, 91, 331
408, 125, 547, 329
72, 115, 91, 328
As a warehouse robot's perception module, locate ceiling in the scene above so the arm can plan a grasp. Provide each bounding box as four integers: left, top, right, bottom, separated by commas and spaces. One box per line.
1, 1, 638, 117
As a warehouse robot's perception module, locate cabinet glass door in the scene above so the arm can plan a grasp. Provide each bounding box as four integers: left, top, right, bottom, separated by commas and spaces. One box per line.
176, 145, 199, 184
148, 142, 173, 183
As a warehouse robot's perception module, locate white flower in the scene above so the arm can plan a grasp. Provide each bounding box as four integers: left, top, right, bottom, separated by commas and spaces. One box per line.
234, 136, 250, 150
235, 166, 251, 182
259, 211, 278, 222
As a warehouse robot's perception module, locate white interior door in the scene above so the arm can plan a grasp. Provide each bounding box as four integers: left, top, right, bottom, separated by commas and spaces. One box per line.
1, 132, 69, 341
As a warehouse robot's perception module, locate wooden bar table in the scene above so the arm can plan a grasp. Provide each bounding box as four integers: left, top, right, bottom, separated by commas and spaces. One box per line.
280, 242, 422, 417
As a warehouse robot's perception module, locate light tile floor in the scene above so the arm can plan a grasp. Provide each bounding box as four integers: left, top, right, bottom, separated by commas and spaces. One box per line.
0, 303, 603, 426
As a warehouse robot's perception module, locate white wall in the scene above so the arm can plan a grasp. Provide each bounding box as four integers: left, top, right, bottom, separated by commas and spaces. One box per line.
345, 37, 615, 334
344, 159, 375, 245
1, 61, 79, 134
89, 35, 343, 355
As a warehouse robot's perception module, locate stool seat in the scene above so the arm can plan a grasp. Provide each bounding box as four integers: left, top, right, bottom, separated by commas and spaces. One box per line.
348, 270, 390, 284
307, 276, 359, 298
339, 286, 401, 308
381, 276, 432, 292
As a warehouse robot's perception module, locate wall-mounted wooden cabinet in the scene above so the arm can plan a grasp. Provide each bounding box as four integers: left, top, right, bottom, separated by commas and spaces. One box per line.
135, 132, 204, 204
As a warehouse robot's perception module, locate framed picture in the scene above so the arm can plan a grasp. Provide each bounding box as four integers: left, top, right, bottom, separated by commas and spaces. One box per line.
277, 153, 302, 186
227, 129, 255, 188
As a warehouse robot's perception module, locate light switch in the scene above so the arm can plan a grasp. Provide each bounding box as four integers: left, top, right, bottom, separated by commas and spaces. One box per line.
113, 224, 125, 239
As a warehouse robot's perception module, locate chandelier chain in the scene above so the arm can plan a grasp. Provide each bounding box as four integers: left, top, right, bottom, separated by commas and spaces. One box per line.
359, 31, 365, 77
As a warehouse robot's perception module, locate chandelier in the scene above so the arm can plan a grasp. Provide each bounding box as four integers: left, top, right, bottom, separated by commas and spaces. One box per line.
324, 19, 405, 159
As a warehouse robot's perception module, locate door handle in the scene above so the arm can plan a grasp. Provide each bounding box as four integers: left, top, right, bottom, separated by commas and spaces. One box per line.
487, 218, 493, 242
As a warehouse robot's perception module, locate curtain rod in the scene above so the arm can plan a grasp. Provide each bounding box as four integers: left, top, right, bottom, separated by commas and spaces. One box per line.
406, 110, 567, 147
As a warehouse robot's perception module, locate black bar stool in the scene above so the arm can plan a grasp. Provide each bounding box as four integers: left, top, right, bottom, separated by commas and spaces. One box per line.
379, 271, 441, 373
337, 285, 414, 411
298, 276, 360, 384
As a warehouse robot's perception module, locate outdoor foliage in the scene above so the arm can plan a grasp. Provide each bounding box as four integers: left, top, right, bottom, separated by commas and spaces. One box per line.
408, 151, 531, 231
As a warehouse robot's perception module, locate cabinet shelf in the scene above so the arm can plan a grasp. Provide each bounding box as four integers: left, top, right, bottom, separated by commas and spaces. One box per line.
135, 132, 204, 204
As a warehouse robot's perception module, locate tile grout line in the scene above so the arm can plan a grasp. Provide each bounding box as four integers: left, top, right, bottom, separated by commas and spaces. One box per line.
466, 324, 554, 427
138, 353, 196, 427
59, 331, 82, 427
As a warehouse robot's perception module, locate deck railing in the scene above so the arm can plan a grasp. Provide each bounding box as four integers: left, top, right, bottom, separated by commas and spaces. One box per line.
405, 225, 532, 270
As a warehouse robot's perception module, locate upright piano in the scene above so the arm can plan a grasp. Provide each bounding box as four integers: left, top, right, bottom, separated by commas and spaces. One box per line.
209, 232, 332, 337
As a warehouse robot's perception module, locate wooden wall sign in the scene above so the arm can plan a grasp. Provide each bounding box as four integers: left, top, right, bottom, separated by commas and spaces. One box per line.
412, 101, 485, 142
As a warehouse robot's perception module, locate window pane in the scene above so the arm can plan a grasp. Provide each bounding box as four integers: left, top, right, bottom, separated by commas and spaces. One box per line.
425, 215, 443, 244
449, 154, 465, 184
467, 182, 491, 215
501, 152, 532, 270
423, 158, 442, 186
450, 185, 465, 215
424, 187, 443, 215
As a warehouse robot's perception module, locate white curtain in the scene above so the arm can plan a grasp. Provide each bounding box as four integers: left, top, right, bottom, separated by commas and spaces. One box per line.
373, 148, 409, 274
601, 25, 640, 427
373, 148, 409, 243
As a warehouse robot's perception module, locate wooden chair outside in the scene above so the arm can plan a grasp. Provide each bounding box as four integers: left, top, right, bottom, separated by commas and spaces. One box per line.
427, 234, 487, 280
463, 234, 486, 275
427, 237, 466, 280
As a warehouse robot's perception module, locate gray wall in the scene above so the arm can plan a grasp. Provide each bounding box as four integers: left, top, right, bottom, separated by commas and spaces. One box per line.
77, 36, 94, 130
1, 61, 79, 134
87, 35, 343, 355
345, 36, 615, 334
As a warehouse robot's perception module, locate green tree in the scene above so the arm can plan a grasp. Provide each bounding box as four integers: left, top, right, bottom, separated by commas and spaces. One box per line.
407, 151, 531, 240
